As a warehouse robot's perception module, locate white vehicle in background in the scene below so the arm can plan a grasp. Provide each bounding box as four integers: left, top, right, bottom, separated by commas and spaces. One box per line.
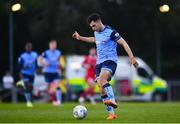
66, 56, 167, 102
114, 57, 167, 102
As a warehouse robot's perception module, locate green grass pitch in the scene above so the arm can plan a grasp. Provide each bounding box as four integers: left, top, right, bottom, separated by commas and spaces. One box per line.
0, 102, 180, 123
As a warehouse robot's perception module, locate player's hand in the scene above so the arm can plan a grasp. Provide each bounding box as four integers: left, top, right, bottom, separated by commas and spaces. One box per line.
43, 61, 49, 67
130, 57, 138, 68
72, 31, 80, 40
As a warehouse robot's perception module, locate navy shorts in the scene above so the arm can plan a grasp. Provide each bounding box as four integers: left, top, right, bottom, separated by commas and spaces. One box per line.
95, 60, 117, 82
22, 74, 34, 84
44, 72, 60, 83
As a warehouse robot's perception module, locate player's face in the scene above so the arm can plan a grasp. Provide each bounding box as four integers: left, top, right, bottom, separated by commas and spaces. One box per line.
25, 43, 32, 52
89, 48, 96, 57
49, 41, 57, 50
89, 21, 101, 32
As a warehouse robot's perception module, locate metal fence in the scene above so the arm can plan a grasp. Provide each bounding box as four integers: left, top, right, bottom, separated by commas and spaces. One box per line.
1, 80, 180, 102
167, 80, 180, 101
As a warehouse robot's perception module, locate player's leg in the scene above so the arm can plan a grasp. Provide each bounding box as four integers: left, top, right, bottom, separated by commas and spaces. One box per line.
95, 63, 117, 119
97, 70, 117, 108
95, 64, 109, 102
81, 89, 88, 98
97, 70, 117, 119
98, 81, 117, 119
55, 86, 62, 104
52, 73, 62, 106
80, 81, 88, 100
24, 82, 33, 107
22, 75, 34, 107
44, 73, 51, 93
79, 89, 87, 105
53, 83, 62, 106
44, 73, 55, 103
87, 78, 96, 105
101, 61, 118, 108
79, 78, 92, 105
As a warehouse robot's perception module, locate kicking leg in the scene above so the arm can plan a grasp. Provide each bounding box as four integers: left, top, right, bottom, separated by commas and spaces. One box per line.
97, 69, 117, 108
97, 69, 118, 120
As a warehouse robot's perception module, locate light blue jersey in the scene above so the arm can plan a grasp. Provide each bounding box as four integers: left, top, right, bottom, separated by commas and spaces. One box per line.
42, 49, 61, 73
18, 51, 38, 76
94, 25, 122, 64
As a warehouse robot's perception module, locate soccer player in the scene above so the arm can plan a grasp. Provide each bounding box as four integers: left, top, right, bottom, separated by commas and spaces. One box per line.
72, 13, 138, 120
18, 42, 38, 107
79, 48, 97, 105
40, 40, 62, 106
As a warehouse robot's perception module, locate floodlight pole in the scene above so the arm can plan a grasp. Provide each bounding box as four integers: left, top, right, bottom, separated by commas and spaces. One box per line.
9, 11, 18, 103
9, 12, 13, 76
156, 38, 161, 76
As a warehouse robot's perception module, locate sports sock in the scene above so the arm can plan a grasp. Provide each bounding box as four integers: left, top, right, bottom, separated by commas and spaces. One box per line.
103, 83, 115, 101
25, 92, 31, 103
56, 88, 62, 103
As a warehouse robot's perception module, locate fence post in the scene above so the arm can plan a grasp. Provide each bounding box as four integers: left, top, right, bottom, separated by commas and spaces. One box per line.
167, 82, 171, 101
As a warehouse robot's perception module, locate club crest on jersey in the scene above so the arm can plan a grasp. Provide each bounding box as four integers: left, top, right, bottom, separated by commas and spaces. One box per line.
115, 33, 120, 37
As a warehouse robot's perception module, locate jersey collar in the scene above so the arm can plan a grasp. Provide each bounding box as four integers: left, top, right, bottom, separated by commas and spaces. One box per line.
99, 25, 108, 32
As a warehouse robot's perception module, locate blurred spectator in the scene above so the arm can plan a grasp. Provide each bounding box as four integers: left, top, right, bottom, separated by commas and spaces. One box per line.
2, 72, 14, 89
0, 72, 14, 102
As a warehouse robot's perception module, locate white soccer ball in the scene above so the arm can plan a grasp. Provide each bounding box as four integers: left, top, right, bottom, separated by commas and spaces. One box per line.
73, 105, 87, 119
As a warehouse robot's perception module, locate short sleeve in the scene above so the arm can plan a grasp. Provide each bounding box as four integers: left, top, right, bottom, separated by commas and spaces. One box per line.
110, 30, 122, 42
18, 55, 24, 68
18, 56, 22, 64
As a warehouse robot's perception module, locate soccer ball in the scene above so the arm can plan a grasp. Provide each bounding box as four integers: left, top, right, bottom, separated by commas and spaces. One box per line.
73, 105, 87, 119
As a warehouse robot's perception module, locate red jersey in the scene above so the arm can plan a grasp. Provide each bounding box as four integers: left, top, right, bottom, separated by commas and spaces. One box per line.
82, 55, 96, 80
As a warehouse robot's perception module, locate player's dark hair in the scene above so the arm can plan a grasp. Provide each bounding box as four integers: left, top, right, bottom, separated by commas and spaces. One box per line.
49, 39, 57, 43
25, 42, 32, 47
87, 13, 101, 24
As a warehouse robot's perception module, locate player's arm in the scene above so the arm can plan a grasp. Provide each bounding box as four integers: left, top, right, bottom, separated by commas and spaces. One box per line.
72, 31, 95, 43
38, 53, 49, 67
18, 56, 29, 70
38, 56, 44, 66
17, 57, 24, 70
117, 38, 138, 67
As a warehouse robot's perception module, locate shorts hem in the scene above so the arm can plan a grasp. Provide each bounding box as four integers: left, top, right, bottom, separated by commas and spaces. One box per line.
101, 67, 113, 74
